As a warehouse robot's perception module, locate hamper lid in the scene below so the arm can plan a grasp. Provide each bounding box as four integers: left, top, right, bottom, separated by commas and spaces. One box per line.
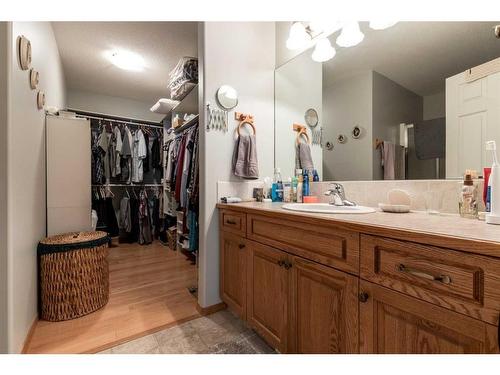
38, 231, 109, 255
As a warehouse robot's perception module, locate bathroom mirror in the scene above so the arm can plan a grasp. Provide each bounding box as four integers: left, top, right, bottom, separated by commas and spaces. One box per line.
275, 21, 500, 181
216, 85, 238, 110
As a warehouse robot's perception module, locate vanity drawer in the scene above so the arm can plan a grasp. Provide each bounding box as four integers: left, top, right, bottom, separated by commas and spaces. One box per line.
247, 214, 359, 275
360, 234, 500, 325
219, 209, 246, 236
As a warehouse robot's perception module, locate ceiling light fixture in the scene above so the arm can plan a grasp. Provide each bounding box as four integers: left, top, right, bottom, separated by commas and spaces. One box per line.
336, 22, 365, 48
369, 21, 398, 30
106, 50, 145, 72
312, 38, 336, 62
286, 22, 312, 50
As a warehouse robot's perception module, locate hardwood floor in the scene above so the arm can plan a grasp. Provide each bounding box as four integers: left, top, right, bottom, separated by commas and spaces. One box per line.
25, 241, 199, 354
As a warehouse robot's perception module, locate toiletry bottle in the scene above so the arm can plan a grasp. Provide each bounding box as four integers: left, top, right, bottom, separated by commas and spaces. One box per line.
313, 169, 319, 182
271, 168, 282, 202
486, 141, 500, 224
303, 170, 310, 197
277, 180, 284, 202
283, 178, 291, 203
459, 173, 478, 219
296, 170, 303, 203
483, 168, 491, 211
291, 175, 298, 202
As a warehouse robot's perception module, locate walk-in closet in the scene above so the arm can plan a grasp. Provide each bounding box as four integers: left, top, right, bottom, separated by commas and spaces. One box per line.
24, 22, 200, 353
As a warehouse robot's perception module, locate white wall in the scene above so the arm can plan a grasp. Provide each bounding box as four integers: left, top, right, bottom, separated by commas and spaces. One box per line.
0, 21, 9, 354
275, 51, 322, 179
198, 22, 275, 308
67, 88, 163, 123
372, 71, 423, 180
322, 71, 373, 181
6, 22, 66, 353
423, 91, 445, 121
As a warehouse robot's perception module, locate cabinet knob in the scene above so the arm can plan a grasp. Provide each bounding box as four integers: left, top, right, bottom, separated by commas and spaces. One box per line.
284, 261, 293, 270
238, 243, 245, 249
359, 292, 369, 303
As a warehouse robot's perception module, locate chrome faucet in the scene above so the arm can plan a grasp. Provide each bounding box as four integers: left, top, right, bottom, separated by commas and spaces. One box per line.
324, 183, 356, 206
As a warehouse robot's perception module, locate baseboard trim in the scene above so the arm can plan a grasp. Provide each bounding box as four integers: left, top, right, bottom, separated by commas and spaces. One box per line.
21, 317, 38, 354
196, 301, 227, 316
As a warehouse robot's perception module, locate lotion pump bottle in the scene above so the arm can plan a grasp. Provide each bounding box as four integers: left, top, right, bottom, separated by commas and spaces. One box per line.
486, 141, 500, 225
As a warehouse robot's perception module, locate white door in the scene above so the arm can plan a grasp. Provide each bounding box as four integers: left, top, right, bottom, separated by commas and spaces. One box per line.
46, 115, 92, 235
446, 69, 500, 178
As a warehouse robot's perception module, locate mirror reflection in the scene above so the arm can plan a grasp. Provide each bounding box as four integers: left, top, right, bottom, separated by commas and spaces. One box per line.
275, 22, 500, 181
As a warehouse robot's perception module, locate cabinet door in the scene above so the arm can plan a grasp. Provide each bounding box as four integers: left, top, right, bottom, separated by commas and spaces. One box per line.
220, 231, 247, 319
359, 281, 499, 354
247, 241, 289, 352
289, 256, 359, 353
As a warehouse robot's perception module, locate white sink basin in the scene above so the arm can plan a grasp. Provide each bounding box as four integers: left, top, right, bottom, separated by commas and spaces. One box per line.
282, 203, 376, 214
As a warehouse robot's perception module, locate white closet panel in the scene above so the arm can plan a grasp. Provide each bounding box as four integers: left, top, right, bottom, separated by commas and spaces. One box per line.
446, 67, 500, 178
46, 115, 91, 236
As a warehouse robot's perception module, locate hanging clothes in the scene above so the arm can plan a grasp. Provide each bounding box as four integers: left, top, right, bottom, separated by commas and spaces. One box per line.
143, 132, 150, 174
132, 129, 147, 183
138, 190, 152, 245
112, 126, 123, 177
98, 127, 111, 184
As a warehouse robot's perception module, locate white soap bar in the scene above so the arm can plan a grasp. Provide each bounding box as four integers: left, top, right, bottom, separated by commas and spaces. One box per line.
387, 189, 411, 206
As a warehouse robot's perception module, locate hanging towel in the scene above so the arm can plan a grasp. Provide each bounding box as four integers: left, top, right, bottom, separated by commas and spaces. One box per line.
414, 118, 445, 160
296, 142, 314, 172
381, 141, 406, 180
232, 134, 259, 179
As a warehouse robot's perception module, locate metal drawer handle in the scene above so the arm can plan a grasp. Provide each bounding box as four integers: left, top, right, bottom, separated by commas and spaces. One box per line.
238, 243, 245, 249
225, 219, 237, 225
398, 264, 452, 285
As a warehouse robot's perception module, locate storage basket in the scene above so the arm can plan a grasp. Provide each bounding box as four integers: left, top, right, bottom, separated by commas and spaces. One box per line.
37, 231, 110, 322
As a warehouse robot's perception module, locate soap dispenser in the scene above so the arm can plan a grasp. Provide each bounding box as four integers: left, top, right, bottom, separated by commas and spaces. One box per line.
459, 173, 478, 219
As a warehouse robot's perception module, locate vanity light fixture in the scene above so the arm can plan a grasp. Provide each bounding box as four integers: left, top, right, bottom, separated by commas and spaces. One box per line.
369, 21, 398, 30
336, 22, 365, 48
286, 22, 312, 50
106, 50, 145, 72
312, 38, 336, 62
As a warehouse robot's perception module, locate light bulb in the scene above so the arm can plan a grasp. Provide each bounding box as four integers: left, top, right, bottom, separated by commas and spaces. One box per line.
286, 22, 311, 50
311, 38, 336, 62
369, 21, 398, 30
105, 50, 145, 71
336, 22, 365, 48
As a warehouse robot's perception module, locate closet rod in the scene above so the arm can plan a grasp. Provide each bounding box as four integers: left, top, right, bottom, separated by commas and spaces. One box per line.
92, 184, 163, 187
70, 109, 163, 128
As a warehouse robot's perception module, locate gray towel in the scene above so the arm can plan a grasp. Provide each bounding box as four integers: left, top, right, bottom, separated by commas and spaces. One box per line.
232, 134, 259, 179
296, 142, 314, 172
414, 118, 445, 160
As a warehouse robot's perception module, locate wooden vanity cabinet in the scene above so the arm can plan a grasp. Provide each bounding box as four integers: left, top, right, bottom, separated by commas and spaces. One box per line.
218, 208, 500, 354
219, 231, 248, 319
359, 281, 499, 354
288, 256, 359, 353
247, 241, 290, 352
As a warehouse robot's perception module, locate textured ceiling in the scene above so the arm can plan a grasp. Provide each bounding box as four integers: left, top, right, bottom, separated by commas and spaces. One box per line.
321, 21, 500, 96
52, 22, 198, 102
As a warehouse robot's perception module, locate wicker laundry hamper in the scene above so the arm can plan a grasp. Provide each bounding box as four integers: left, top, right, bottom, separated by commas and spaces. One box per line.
37, 231, 110, 322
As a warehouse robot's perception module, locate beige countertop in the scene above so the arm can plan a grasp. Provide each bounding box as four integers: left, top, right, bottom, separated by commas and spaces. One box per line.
217, 201, 500, 256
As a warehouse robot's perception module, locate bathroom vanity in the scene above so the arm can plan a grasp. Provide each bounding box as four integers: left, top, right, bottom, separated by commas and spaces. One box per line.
217, 202, 500, 354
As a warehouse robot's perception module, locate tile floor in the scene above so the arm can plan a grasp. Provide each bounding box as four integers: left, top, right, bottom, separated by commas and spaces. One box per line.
99, 309, 275, 354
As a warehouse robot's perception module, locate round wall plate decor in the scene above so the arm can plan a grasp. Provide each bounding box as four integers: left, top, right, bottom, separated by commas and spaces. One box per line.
337, 134, 347, 144
37, 91, 45, 110
30, 69, 39, 89
18, 35, 32, 70
351, 125, 364, 139
305, 108, 319, 128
